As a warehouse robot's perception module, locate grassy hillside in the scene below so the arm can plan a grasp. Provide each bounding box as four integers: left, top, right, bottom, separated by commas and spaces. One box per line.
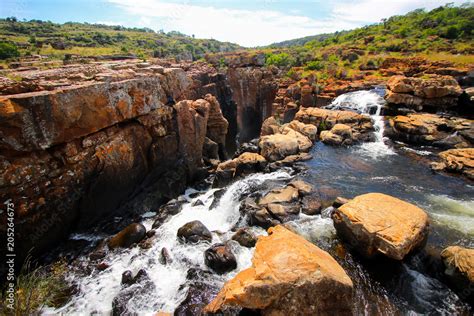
270, 3, 473, 53
258, 4, 474, 84
0, 18, 242, 61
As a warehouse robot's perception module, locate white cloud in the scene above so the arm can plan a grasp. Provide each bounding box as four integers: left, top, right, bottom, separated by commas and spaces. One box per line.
106, 0, 470, 47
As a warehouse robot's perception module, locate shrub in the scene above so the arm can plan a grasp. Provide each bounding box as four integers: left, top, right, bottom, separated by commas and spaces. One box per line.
0, 42, 20, 59
304, 60, 324, 71
265, 52, 295, 67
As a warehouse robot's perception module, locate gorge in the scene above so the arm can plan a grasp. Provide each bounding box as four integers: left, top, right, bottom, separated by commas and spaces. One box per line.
0, 5, 474, 315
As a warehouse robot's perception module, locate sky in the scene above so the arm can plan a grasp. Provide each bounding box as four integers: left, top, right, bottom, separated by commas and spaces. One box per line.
0, 0, 470, 47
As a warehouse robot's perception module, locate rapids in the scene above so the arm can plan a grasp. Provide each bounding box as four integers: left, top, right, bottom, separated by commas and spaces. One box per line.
47, 90, 473, 315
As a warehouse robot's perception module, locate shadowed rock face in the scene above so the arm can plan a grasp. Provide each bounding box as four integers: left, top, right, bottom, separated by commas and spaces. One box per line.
0, 64, 229, 273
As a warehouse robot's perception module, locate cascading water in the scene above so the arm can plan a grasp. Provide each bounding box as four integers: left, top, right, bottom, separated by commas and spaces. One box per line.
51, 170, 292, 315
325, 88, 395, 158
43, 90, 473, 315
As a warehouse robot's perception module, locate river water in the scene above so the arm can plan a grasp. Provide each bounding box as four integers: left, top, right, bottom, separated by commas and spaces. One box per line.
48, 90, 473, 315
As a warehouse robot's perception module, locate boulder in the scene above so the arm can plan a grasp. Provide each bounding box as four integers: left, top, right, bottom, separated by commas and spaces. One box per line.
108, 223, 147, 249
280, 127, 313, 152
177, 220, 212, 243
215, 152, 267, 185
441, 246, 474, 293
240, 198, 279, 229
260, 117, 281, 136
288, 180, 313, 196
259, 186, 299, 205
285, 120, 318, 141
204, 225, 354, 315
301, 195, 322, 215
204, 243, 238, 274
431, 148, 474, 180
333, 193, 429, 260
320, 124, 353, 146
259, 133, 300, 161
231, 228, 257, 248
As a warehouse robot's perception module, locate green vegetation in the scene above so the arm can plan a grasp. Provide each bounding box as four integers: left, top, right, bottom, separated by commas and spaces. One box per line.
0, 18, 241, 60
270, 3, 474, 53
259, 4, 474, 84
0, 42, 20, 59
0, 259, 71, 315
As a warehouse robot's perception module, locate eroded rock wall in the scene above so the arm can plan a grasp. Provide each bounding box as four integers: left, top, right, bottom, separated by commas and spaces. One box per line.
0, 66, 228, 270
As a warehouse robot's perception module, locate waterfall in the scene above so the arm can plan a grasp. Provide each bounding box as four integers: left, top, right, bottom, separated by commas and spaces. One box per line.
52, 170, 292, 315
325, 88, 395, 158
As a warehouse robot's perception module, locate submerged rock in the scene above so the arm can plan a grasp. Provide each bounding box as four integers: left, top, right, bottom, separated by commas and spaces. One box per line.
108, 223, 147, 249
112, 269, 154, 316
301, 195, 322, 215
204, 243, 238, 274
333, 193, 429, 260
204, 225, 354, 315
441, 246, 474, 295
177, 220, 212, 243
231, 228, 257, 248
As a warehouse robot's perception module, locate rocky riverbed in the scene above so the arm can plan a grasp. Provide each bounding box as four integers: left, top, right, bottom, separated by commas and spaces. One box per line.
0, 54, 473, 315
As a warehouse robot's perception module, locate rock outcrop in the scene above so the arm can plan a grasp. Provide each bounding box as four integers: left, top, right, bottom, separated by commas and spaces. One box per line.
0, 64, 229, 270
385, 75, 463, 112
333, 193, 429, 260
441, 246, 474, 295
431, 148, 474, 180
295, 107, 375, 143
204, 225, 354, 315
214, 152, 267, 185
386, 113, 473, 148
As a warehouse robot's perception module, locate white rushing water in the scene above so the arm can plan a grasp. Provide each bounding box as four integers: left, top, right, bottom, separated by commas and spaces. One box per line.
326, 89, 395, 159
50, 170, 292, 315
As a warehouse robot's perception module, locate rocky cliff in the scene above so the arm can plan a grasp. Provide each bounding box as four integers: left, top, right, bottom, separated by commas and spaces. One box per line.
0, 62, 229, 271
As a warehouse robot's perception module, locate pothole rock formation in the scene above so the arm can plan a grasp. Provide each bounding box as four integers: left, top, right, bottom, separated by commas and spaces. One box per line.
204, 225, 353, 315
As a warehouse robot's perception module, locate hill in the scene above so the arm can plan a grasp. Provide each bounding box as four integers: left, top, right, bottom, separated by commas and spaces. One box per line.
0, 18, 242, 61
269, 3, 473, 53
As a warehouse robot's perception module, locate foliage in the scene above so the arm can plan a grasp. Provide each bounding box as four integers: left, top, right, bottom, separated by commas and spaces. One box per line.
265, 52, 295, 67
0, 42, 20, 59
0, 18, 241, 60
0, 259, 71, 315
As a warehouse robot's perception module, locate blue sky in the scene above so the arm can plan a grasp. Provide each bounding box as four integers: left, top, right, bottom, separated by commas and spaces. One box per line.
0, 0, 469, 46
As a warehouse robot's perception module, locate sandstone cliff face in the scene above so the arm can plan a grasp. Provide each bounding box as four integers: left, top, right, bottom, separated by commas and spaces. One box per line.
226, 67, 278, 142
0, 64, 228, 269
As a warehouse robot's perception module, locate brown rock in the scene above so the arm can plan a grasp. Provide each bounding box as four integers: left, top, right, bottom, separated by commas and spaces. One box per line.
441, 246, 474, 289
258, 133, 300, 161
232, 228, 257, 248
333, 193, 429, 260
204, 243, 238, 274
204, 225, 353, 315
259, 186, 299, 205
432, 148, 474, 180
108, 223, 147, 249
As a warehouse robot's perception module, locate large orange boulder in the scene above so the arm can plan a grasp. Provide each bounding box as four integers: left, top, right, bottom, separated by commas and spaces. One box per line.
205, 225, 354, 315
441, 246, 474, 293
333, 193, 429, 260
